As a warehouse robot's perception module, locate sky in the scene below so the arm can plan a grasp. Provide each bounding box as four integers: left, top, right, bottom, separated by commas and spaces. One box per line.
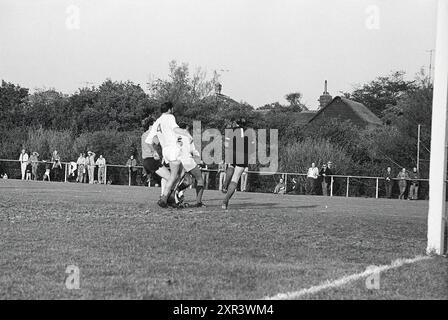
0, 0, 438, 109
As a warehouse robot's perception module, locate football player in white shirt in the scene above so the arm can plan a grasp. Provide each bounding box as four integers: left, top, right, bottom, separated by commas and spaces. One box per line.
145, 102, 189, 208
141, 116, 171, 195
173, 122, 206, 207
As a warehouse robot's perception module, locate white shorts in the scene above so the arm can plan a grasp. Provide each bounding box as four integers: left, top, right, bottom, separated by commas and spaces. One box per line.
179, 156, 197, 172
162, 145, 181, 163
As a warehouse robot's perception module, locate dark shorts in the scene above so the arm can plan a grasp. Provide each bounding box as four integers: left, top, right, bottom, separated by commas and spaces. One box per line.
143, 157, 162, 173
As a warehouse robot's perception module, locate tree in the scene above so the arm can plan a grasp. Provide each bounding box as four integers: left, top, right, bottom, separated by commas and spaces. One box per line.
0, 80, 29, 128
26, 89, 72, 130
147, 60, 218, 115
343, 71, 417, 118
285, 92, 308, 112
363, 85, 433, 175
68, 80, 154, 133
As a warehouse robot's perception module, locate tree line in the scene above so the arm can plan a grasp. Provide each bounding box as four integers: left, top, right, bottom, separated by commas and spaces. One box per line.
0, 61, 433, 181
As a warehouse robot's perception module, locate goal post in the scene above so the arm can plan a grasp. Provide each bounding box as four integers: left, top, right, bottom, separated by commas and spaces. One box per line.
427, 0, 448, 255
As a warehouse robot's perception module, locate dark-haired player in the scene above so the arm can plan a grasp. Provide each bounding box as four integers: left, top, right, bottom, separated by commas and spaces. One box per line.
141, 116, 171, 193
145, 102, 189, 208
221, 120, 254, 210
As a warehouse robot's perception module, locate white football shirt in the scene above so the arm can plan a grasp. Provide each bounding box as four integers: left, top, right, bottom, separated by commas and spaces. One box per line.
145, 113, 179, 149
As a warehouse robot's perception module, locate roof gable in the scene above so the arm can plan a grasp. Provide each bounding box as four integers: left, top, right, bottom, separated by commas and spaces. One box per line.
308, 96, 382, 126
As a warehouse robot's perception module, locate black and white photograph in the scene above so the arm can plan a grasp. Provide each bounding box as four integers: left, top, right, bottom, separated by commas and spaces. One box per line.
0, 0, 447, 308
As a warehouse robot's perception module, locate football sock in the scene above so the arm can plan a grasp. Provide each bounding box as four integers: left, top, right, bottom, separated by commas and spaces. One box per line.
195, 185, 204, 204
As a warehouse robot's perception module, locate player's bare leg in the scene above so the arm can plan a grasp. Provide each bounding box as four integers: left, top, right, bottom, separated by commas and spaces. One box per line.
158, 161, 181, 208
222, 166, 235, 193
155, 166, 170, 181
222, 166, 245, 210
188, 166, 205, 207
160, 178, 166, 196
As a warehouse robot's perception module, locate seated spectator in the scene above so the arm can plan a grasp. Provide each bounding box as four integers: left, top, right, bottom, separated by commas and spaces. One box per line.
274, 178, 286, 195
289, 177, 299, 194
1, 173, 8, 179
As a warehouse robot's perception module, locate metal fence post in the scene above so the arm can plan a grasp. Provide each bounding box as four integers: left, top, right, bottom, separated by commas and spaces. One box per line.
105, 165, 107, 185
128, 167, 131, 186
375, 178, 379, 198
330, 176, 334, 197
64, 163, 68, 183
346, 177, 350, 197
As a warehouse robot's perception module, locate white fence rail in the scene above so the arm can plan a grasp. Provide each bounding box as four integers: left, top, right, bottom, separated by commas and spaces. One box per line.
0, 159, 431, 199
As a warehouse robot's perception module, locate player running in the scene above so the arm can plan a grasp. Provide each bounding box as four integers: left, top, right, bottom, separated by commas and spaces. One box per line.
145, 102, 189, 208
221, 120, 254, 210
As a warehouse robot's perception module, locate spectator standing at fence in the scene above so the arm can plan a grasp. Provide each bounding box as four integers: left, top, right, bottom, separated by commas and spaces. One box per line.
76, 153, 86, 183
218, 161, 227, 192
274, 178, 286, 194
202, 164, 210, 190
240, 167, 248, 192
319, 163, 332, 196
25, 160, 32, 181
126, 155, 138, 186
42, 160, 51, 181
96, 155, 106, 184
408, 167, 419, 200
30, 152, 39, 181
86, 151, 96, 184
397, 168, 409, 200
19, 149, 29, 180
306, 162, 319, 195
68, 161, 77, 181
51, 150, 62, 181
384, 166, 393, 199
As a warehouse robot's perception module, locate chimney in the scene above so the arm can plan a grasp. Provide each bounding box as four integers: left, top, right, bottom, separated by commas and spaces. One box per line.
215, 82, 222, 95
318, 80, 332, 109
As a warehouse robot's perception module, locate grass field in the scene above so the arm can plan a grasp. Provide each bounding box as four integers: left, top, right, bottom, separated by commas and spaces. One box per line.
0, 179, 446, 300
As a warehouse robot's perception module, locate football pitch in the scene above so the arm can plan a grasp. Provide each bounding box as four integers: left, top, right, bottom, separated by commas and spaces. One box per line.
0, 180, 446, 300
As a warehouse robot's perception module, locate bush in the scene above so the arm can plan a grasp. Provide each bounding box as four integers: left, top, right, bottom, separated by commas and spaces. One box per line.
26, 127, 74, 160
280, 137, 356, 175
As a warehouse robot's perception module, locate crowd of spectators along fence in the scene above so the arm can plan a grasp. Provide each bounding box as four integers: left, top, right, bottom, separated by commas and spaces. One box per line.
0, 159, 431, 200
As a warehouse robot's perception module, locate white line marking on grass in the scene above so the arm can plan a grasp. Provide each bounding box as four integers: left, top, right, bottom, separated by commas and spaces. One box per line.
263, 255, 432, 300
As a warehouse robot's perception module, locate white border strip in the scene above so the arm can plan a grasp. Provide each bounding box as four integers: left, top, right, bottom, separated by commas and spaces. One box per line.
264, 255, 432, 300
